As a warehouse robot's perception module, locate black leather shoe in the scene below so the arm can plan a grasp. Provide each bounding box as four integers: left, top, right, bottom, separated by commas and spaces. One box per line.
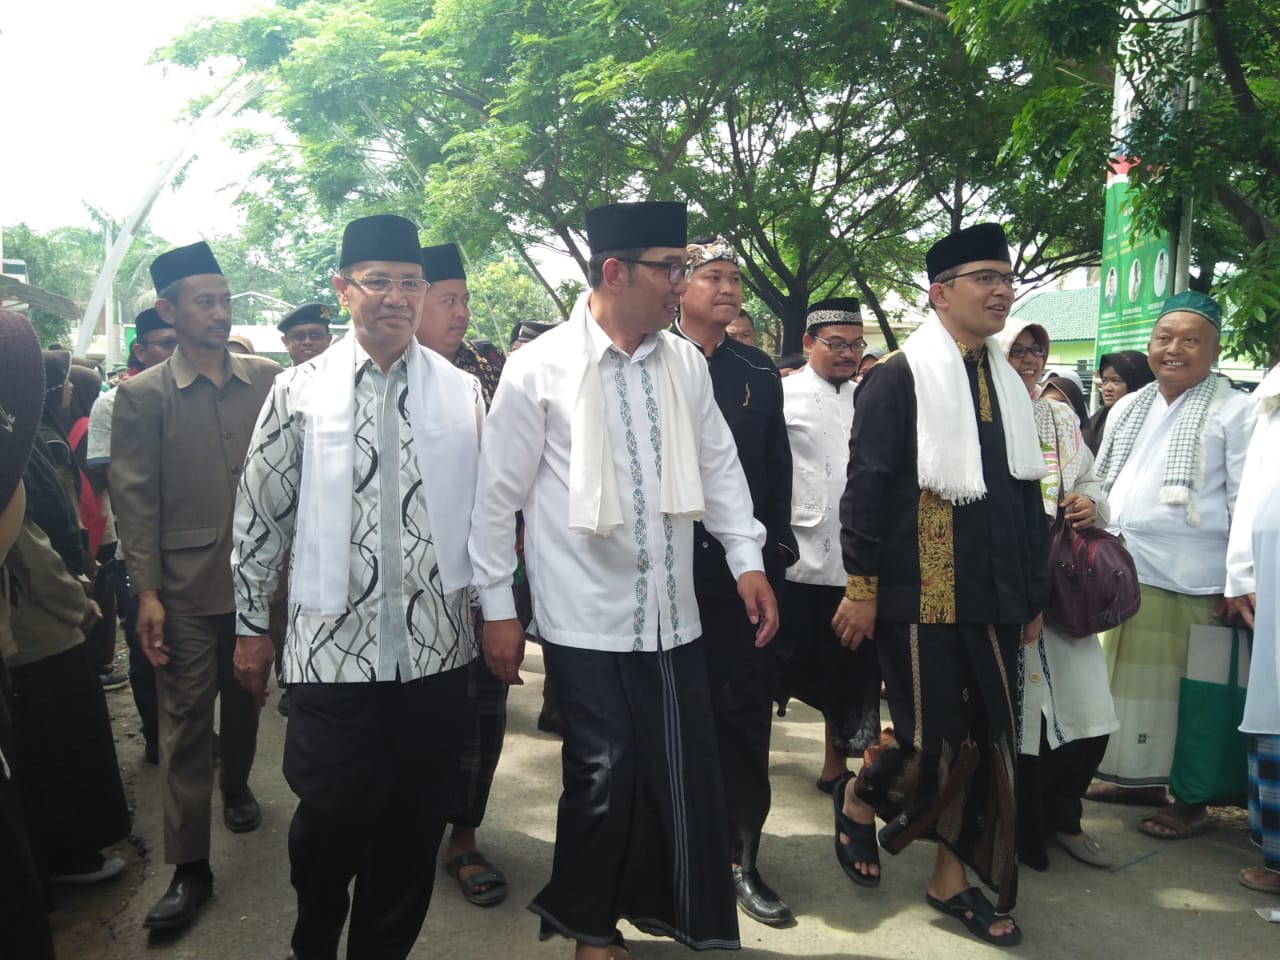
733, 866, 793, 927
142, 875, 212, 930
223, 787, 262, 833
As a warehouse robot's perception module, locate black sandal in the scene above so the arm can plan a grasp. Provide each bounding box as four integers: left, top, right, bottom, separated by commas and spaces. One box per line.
833, 772, 880, 887
925, 886, 1022, 947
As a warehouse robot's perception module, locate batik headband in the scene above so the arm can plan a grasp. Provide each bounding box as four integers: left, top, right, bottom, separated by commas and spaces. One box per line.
686, 235, 738, 269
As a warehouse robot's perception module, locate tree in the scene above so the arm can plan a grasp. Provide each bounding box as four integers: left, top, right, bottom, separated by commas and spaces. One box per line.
158, 0, 1105, 353
948, 0, 1280, 362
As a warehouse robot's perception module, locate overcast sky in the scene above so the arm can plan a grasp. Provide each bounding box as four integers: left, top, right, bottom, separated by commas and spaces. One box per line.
0, 0, 258, 242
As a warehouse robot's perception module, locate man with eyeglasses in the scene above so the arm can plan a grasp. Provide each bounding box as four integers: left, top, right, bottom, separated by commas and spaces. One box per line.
111, 244, 282, 932
85, 308, 179, 766
778, 298, 882, 837
278, 302, 334, 367
672, 234, 797, 926
470, 201, 776, 957
833, 223, 1048, 946
231, 214, 485, 960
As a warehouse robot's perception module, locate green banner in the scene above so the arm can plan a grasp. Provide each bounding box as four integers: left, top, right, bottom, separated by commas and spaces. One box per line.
1096, 161, 1172, 361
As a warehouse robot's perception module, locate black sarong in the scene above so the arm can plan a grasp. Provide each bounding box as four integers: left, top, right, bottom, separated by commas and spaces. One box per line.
533, 640, 739, 950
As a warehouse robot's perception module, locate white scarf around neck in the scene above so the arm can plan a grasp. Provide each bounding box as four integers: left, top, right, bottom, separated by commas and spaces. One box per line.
901, 314, 1047, 504
292, 332, 479, 616
566, 291, 704, 535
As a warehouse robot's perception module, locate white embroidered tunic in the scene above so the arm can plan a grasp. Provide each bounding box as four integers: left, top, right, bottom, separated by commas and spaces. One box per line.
469, 313, 766, 653
232, 340, 480, 683
782, 365, 854, 587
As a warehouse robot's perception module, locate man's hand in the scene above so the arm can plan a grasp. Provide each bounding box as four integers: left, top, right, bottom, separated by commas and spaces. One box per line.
1061, 493, 1097, 529
1224, 593, 1256, 630
832, 598, 876, 650
1021, 612, 1044, 647
234, 635, 275, 707
483, 618, 526, 685
136, 591, 169, 667
737, 571, 778, 647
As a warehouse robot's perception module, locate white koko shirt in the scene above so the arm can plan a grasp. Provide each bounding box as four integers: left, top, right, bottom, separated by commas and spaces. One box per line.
469, 311, 765, 653
782, 365, 854, 587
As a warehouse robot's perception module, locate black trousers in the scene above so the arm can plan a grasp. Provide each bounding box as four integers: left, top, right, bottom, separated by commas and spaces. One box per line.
0, 660, 56, 960
696, 587, 774, 871
283, 666, 468, 960
1016, 723, 1109, 858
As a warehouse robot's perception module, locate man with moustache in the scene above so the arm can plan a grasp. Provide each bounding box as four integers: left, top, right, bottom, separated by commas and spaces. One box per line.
85, 307, 178, 763
777, 299, 881, 821
278, 303, 334, 367
111, 243, 281, 931
1091, 291, 1254, 837
417, 241, 509, 907
672, 235, 796, 926
232, 216, 485, 959
470, 202, 776, 957
834, 224, 1048, 945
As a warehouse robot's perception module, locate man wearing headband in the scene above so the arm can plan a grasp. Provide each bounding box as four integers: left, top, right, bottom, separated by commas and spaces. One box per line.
231, 215, 485, 960
835, 223, 1048, 945
470, 201, 776, 957
778, 298, 881, 823
674, 234, 797, 926
277, 302, 334, 366
111, 242, 282, 932
416, 241, 510, 908
1091, 290, 1254, 838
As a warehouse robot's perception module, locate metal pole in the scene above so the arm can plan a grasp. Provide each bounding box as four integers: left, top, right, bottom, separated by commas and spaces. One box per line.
1172, 0, 1205, 293
73, 76, 265, 355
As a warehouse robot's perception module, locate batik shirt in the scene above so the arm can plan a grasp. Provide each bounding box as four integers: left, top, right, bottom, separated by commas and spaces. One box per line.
232, 341, 478, 683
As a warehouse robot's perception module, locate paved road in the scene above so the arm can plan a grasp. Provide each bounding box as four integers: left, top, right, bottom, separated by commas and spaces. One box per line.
54, 645, 1278, 959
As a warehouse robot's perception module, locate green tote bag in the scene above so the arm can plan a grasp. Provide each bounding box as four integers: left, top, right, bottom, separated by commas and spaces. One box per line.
1169, 627, 1250, 806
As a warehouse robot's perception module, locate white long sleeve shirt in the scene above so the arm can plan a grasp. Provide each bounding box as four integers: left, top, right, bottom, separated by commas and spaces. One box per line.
782, 365, 854, 586
469, 313, 765, 653
1104, 385, 1254, 594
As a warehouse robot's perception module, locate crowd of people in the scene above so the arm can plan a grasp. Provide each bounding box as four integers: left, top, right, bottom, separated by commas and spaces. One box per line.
0, 203, 1276, 960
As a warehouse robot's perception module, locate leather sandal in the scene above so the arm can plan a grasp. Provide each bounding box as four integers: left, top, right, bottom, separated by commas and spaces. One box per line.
833, 772, 880, 887
445, 851, 508, 906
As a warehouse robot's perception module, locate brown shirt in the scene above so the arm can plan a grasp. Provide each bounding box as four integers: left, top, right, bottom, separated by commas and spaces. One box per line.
110, 345, 280, 616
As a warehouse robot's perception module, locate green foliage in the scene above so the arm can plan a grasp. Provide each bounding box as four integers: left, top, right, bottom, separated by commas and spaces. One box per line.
156, 0, 1106, 352
952, 0, 1280, 361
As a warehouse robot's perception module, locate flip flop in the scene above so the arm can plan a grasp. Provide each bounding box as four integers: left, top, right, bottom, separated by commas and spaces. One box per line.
926, 886, 1022, 947
1239, 867, 1280, 895
445, 851, 508, 907
1137, 804, 1209, 840
1084, 782, 1168, 806
833, 773, 880, 887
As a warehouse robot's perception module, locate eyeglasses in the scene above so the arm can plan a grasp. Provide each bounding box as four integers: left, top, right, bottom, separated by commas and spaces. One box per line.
1097, 376, 1126, 387
1008, 344, 1048, 359
286, 330, 332, 343
614, 259, 693, 285
812, 335, 867, 355
945, 269, 1020, 289
345, 276, 430, 295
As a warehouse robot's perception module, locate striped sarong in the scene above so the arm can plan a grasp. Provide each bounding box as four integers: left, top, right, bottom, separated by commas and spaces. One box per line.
1095, 584, 1218, 786
1249, 735, 1280, 872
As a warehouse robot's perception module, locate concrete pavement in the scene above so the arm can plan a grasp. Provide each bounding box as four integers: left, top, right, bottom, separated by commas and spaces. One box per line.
65, 645, 1278, 959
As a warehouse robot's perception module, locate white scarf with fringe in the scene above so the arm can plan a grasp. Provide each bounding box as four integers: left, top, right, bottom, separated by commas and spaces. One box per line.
900, 315, 1047, 504
565, 292, 704, 535
292, 333, 480, 615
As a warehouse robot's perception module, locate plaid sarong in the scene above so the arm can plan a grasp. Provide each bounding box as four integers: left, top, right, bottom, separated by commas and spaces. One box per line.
1249, 734, 1280, 872
1095, 374, 1231, 526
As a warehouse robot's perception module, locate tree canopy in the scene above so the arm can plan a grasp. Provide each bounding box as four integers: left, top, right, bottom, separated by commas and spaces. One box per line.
158, 0, 1103, 353
950, 0, 1280, 363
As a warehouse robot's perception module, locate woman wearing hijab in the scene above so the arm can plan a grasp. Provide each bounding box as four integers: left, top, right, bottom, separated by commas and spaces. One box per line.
995, 319, 1120, 870
1084, 350, 1155, 453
